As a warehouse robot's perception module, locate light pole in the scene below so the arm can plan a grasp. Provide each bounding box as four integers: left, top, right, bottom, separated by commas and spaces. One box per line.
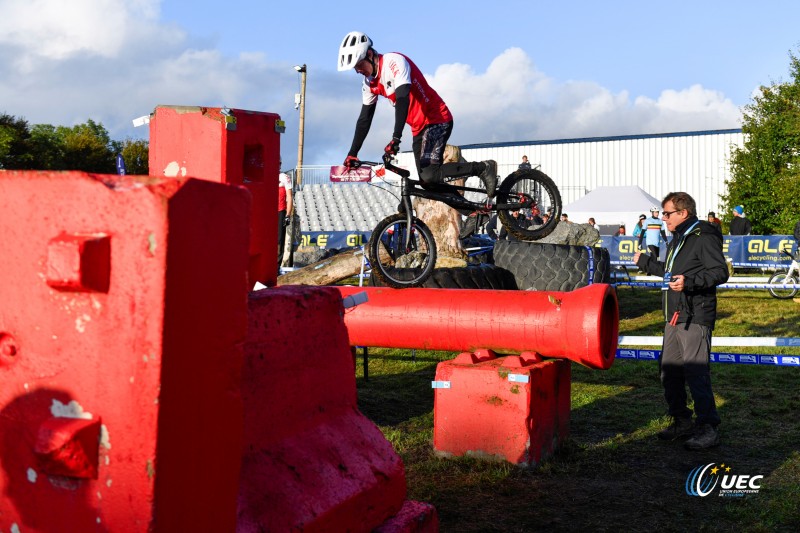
294, 64, 307, 185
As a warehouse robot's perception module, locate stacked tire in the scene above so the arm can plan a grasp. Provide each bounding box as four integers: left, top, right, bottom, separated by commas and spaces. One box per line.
369, 264, 518, 290
492, 240, 611, 292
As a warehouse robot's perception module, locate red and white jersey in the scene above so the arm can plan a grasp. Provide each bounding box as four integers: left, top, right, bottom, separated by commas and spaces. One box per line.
362, 52, 452, 136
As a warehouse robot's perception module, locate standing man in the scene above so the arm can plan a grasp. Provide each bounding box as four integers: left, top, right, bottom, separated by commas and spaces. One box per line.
277, 166, 293, 269
634, 192, 729, 450
729, 205, 752, 235
644, 207, 668, 259
338, 31, 497, 197
518, 155, 532, 170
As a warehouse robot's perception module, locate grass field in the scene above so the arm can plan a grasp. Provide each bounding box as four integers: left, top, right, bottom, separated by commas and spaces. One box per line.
355, 288, 800, 532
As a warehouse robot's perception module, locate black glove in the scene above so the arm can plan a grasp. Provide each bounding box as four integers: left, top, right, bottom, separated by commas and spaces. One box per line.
344, 155, 360, 168
384, 137, 401, 155
283, 217, 291, 227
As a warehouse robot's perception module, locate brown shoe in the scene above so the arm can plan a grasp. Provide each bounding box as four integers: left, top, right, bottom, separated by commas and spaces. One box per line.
656, 416, 694, 441
684, 424, 720, 450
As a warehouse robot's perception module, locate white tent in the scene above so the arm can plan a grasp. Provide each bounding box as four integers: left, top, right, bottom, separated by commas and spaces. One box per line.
561, 186, 661, 235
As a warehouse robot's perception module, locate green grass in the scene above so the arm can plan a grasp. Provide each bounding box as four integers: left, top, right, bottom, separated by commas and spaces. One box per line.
355, 288, 800, 532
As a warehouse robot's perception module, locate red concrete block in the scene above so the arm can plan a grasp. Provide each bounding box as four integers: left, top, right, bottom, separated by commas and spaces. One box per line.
240, 286, 407, 532
0, 171, 250, 532
433, 352, 571, 465
375, 500, 439, 533
149, 105, 282, 286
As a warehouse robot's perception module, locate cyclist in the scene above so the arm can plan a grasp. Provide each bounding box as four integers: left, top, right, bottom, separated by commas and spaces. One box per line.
337, 31, 498, 198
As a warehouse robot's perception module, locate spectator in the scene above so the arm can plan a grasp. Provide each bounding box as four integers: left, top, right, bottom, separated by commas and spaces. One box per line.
560, 213, 570, 224
498, 209, 527, 240
707, 211, 722, 230
634, 191, 729, 450
632, 214, 647, 250
527, 206, 544, 226
541, 213, 550, 226
729, 205, 752, 235
518, 155, 532, 171
614, 223, 626, 237
644, 207, 668, 259
277, 166, 293, 268
588, 217, 598, 230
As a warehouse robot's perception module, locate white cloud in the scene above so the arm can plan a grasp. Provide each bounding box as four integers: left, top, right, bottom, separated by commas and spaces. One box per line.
0, 5, 742, 167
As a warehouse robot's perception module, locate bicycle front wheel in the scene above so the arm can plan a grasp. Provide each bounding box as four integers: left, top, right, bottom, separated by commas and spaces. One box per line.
496, 168, 562, 241
767, 272, 799, 299
367, 213, 437, 288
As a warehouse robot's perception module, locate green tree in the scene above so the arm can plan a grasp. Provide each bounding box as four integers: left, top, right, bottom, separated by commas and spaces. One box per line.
0, 113, 35, 169
119, 138, 150, 175
725, 50, 800, 235
58, 119, 117, 173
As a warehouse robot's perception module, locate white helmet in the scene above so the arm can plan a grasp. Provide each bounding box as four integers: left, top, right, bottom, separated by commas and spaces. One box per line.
338, 31, 373, 71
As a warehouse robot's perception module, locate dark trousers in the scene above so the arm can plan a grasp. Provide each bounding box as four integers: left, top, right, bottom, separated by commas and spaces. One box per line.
660, 322, 721, 426
277, 210, 286, 268
648, 244, 660, 260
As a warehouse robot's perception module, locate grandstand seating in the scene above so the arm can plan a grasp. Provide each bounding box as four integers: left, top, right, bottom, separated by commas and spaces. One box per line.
296, 182, 400, 232
295, 176, 486, 232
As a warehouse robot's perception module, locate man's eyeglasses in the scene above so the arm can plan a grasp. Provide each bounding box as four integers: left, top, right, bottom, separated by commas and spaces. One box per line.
661, 210, 683, 218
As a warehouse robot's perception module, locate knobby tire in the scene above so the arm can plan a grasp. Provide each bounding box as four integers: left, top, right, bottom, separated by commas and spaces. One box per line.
367, 213, 437, 288
496, 168, 562, 241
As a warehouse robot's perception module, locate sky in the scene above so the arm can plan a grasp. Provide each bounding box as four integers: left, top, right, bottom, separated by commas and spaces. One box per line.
1, 0, 799, 167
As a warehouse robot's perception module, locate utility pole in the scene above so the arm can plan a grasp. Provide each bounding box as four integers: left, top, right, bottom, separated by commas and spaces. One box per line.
294, 64, 307, 185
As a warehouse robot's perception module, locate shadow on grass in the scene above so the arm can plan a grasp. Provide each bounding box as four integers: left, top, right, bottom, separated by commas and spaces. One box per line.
357, 353, 800, 532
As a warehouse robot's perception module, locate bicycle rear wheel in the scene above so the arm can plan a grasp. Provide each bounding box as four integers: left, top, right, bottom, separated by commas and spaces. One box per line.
367, 213, 437, 288
767, 272, 799, 299
496, 168, 562, 241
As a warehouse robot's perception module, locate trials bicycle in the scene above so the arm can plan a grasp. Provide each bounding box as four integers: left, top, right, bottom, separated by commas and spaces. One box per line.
767, 246, 800, 299
350, 154, 562, 288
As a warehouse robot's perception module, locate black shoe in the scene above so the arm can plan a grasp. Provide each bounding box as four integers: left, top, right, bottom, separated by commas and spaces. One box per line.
684, 424, 720, 450
479, 160, 497, 197
656, 416, 694, 441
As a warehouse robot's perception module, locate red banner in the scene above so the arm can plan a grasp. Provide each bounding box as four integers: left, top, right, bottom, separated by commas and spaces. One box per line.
329, 165, 373, 182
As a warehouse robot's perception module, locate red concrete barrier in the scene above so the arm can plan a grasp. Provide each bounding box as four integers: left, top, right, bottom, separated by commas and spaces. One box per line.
240, 286, 413, 532
0, 171, 250, 532
149, 105, 283, 286
432, 351, 571, 465
335, 284, 619, 369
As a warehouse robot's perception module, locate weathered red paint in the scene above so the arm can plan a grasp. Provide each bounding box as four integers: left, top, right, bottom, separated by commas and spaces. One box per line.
335, 284, 619, 369
148, 105, 281, 286
0, 171, 250, 532
433, 353, 571, 465
240, 286, 409, 532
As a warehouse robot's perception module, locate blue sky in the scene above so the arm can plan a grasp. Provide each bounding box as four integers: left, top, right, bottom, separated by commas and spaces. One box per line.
2, 0, 799, 166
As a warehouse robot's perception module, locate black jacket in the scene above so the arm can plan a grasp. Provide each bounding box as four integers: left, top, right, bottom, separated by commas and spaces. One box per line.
636, 216, 729, 328
730, 216, 752, 235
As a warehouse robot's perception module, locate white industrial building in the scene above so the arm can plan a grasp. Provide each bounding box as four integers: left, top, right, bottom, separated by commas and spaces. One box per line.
394, 128, 744, 215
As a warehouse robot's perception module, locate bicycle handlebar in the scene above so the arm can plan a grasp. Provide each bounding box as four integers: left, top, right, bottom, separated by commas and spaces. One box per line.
346, 154, 411, 178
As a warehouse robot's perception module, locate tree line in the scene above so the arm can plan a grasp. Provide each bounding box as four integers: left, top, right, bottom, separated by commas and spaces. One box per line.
0, 114, 148, 175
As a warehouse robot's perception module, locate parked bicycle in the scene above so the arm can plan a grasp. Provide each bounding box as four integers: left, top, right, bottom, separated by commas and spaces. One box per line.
348, 154, 562, 288
767, 246, 800, 299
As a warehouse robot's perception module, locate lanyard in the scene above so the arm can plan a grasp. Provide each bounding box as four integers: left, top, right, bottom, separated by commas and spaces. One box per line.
665, 221, 699, 272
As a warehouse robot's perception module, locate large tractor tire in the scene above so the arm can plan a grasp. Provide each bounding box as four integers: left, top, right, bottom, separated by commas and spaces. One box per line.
370, 264, 518, 290
493, 239, 611, 292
